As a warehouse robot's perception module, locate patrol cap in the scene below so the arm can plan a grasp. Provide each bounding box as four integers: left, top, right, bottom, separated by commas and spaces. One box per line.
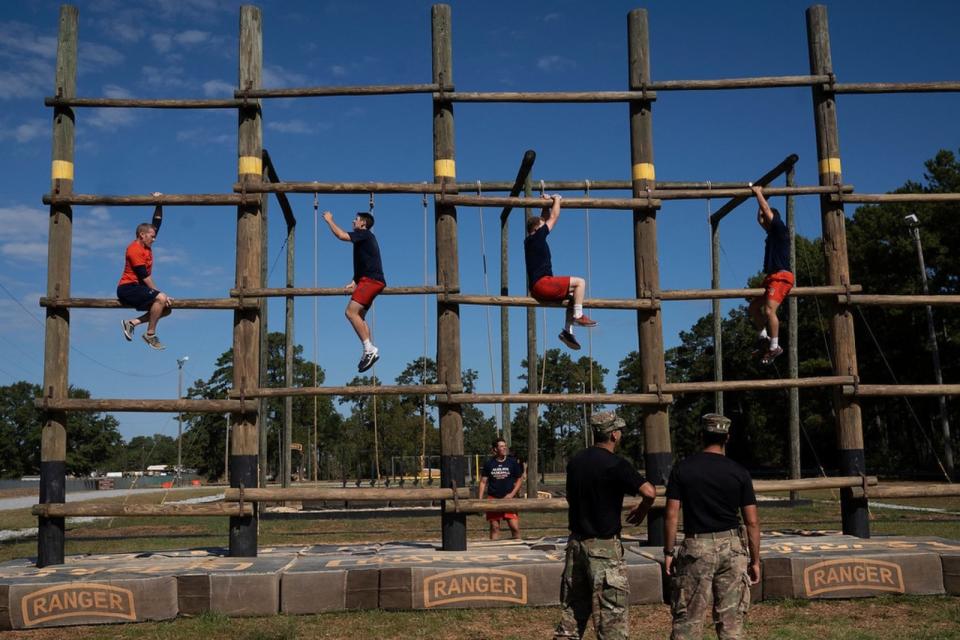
701, 413, 732, 434
590, 411, 626, 434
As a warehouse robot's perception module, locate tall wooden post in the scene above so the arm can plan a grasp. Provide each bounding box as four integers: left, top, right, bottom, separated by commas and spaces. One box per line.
628, 8, 670, 546
807, 5, 868, 537
39, 4, 78, 568
711, 219, 723, 415
231, 4, 263, 556
500, 198, 510, 446
259, 168, 269, 487
283, 208, 295, 487
432, 3, 466, 551
524, 177, 539, 499
786, 167, 802, 501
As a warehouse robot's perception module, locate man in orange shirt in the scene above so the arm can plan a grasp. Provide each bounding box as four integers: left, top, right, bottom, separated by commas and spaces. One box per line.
117, 193, 172, 350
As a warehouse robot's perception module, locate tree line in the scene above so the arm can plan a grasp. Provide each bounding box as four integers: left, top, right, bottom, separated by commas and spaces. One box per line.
1, 150, 956, 480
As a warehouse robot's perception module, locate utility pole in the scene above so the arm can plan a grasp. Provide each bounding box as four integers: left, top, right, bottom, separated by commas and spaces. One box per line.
905, 214, 953, 476
176, 356, 189, 486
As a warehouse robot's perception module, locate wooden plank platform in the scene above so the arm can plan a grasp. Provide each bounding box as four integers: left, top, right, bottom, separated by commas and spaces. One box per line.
0, 535, 958, 628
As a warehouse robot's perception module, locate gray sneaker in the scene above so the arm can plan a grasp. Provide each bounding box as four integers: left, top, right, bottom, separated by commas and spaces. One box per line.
142, 333, 166, 351
121, 319, 135, 341
358, 348, 379, 372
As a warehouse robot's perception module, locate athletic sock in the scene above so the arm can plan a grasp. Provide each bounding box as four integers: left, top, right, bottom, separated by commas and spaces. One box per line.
362, 339, 374, 354
759, 328, 769, 340
770, 337, 779, 349
564, 322, 574, 335
573, 304, 584, 319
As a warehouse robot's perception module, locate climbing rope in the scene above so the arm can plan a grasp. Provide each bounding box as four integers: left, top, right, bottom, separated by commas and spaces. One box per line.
312, 192, 319, 483
584, 181, 595, 409
476, 181, 500, 432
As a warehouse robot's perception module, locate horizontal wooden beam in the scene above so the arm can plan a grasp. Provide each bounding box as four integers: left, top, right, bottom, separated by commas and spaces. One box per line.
659, 284, 861, 301
235, 179, 751, 194
836, 193, 960, 204
832, 82, 960, 94
45, 97, 243, 109
844, 384, 960, 397
852, 483, 960, 499
230, 285, 449, 298
440, 90, 657, 102
710, 154, 801, 223
438, 194, 661, 210
653, 375, 854, 394
440, 393, 672, 406
32, 502, 253, 517
230, 384, 458, 399
43, 193, 249, 206
40, 297, 249, 310
648, 74, 830, 91
442, 294, 658, 311
237, 83, 444, 99
34, 398, 248, 413
224, 487, 469, 501
840, 294, 960, 306
660, 185, 850, 201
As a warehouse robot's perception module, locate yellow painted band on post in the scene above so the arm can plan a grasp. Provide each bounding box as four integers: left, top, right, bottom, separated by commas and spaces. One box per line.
238, 155, 263, 176
818, 157, 842, 175
632, 163, 655, 181
434, 159, 456, 179
51, 160, 74, 181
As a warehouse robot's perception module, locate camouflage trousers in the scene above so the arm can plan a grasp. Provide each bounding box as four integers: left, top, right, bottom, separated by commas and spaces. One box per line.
554, 536, 629, 640
670, 532, 751, 640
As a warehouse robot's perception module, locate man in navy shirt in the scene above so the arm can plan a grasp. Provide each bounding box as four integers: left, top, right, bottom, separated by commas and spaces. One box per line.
747, 185, 793, 364
323, 210, 385, 372
554, 411, 656, 639
525, 193, 597, 351
478, 437, 524, 540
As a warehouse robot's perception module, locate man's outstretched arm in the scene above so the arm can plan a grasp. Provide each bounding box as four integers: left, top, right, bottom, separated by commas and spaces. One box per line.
751, 185, 774, 226
542, 194, 562, 230
322, 211, 351, 241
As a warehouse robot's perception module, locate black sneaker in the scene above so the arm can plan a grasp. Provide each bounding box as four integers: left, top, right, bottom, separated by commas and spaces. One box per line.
358, 348, 380, 372
751, 336, 770, 358
558, 330, 581, 351
761, 345, 784, 365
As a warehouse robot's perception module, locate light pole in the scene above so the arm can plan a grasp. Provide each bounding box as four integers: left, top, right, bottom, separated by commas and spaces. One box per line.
905, 214, 953, 476
176, 356, 189, 487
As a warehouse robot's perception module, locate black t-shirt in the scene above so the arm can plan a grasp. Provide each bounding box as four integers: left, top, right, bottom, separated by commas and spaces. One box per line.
665, 451, 756, 535
763, 211, 790, 274
481, 456, 523, 498
566, 447, 646, 538
524, 224, 553, 287
348, 229, 385, 284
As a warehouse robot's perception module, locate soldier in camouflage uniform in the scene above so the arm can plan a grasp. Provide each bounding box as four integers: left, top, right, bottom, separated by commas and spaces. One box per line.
554, 411, 657, 640
663, 414, 762, 640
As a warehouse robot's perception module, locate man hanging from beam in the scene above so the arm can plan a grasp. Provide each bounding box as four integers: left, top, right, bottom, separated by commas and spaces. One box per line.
323, 209, 385, 372
524, 194, 597, 351
118, 192, 172, 351
748, 185, 793, 364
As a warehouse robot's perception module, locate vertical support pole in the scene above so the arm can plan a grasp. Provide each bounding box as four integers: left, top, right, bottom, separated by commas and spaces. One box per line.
432, 3, 466, 551
628, 8, 670, 547
787, 167, 802, 501
259, 166, 269, 488
711, 220, 723, 415
524, 177, 539, 500
500, 203, 511, 446
283, 211, 295, 488
807, 5, 868, 537
231, 4, 263, 556
39, 4, 78, 568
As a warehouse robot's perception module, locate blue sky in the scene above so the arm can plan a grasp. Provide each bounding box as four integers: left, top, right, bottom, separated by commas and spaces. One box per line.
1, 0, 958, 443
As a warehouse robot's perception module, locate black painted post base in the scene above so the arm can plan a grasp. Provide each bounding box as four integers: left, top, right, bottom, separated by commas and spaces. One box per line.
37, 460, 66, 567
644, 451, 672, 547
229, 454, 258, 557
840, 448, 870, 538
441, 454, 467, 551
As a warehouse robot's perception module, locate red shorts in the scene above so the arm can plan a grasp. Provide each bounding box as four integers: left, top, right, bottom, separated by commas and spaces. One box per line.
530, 276, 571, 303
351, 277, 385, 307
484, 495, 518, 522
762, 271, 795, 304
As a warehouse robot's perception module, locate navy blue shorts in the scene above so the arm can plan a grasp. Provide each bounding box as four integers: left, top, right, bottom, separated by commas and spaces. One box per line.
117, 283, 160, 312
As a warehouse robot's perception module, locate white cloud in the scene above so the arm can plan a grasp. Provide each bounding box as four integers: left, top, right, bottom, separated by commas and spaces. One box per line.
0, 119, 47, 144
175, 30, 210, 45
267, 120, 314, 134
78, 42, 125, 72
537, 55, 576, 72
202, 79, 234, 97
103, 84, 132, 99
175, 128, 233, 146
151, 33, 172, 53
262, 64, 307, 89
1, 242, 48, 260
0, 22, 56, 99
0, 21, 57, 59
330, 65, 347, 78
0, 203, 131, 263
543, 13, 561, 22
0, 206, 48, 243
141, 65, 187, 88
86, 106, 135, 131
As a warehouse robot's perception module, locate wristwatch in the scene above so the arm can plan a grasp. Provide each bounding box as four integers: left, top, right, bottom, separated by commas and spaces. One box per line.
663, 547, 674, 556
